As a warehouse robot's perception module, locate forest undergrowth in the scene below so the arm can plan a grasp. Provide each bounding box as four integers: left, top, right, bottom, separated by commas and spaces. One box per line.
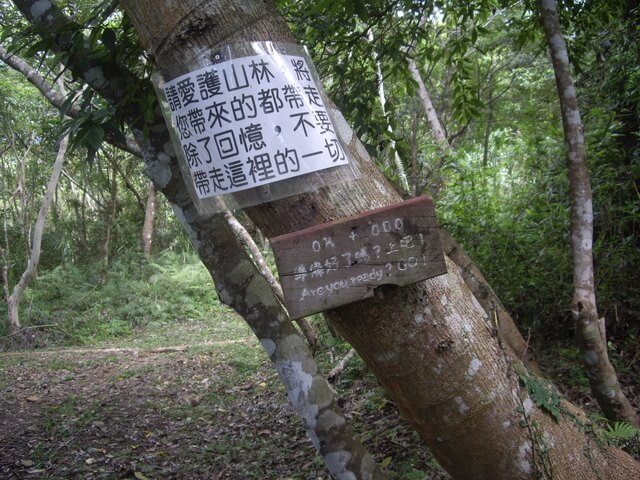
1, 253, 638, 479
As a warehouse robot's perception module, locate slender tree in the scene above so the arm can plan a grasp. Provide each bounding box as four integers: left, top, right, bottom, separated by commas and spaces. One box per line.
142, 181, 156, 257
539, 0, 638, 425
6, 129, 69, 332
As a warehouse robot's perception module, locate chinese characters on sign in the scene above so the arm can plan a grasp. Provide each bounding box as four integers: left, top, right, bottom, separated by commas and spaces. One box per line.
162, 54, 349, 198
271, 196, 447, 319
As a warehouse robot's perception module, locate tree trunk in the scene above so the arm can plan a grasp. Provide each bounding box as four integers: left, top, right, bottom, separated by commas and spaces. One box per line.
7, 132, 69, 332
222, 210, 319, 351
121, 0, 640, 478
539, 0, 638, 425
409, 105, 421, 196
482, 87, 494, 167
408, 59, 448, 146
370, 31, 409, 193
100, 152, 119, 277
408, 55, 542, 374
142, 181, 156, 257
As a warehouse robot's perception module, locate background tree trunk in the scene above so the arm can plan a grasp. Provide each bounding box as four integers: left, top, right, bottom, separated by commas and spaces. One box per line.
222, 210, 319, 350
539, 0, 638, 425
370, 30, 409, 193
408, 56, 542, 374
7, 132, 69, 332
121, 0, 640, 478
142, 181, 156, 258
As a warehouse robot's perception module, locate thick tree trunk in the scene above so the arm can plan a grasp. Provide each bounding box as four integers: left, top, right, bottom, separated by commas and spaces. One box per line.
539, 0, 638, 425
121, 0, 640, 478
7, 132, 69, 332
408, 56, 542, 374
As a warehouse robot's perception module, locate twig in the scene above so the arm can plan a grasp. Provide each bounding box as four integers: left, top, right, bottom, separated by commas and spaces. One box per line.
0, 323, 57, 339
520, 328, 531, 365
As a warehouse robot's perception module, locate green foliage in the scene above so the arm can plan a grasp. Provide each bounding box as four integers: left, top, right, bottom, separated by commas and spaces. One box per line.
592, 415, 640, 455
0, 252, 226, 347
604, 421, 640, 442
518, 370, 563, 423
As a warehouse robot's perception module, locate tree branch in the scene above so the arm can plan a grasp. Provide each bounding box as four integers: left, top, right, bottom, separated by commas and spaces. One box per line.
0, 43, 142, 157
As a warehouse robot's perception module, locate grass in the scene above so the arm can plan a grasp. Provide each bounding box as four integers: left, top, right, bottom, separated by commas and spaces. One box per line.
0, 251, 241, 350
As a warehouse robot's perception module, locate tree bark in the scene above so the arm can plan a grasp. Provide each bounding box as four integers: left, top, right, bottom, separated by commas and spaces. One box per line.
222, 210, 319, 351
7, 132, 69, 332
142, 181, 156, 258
409, 54, 542, 374
121, 0, 640, 478
539, 0, 638, 425
408, 59, 448, 146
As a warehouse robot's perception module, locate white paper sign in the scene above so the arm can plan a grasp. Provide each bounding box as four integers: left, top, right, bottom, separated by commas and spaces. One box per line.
162, 53, 349, 198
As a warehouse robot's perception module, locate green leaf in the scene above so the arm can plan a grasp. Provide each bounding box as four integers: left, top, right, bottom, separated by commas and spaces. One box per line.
606, 422, 640, 441
59, 95, 76, 118
102, 28, 117, 51
85, 125, 105, 151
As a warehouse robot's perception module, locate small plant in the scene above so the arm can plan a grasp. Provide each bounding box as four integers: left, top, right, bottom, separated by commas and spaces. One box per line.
588, 415, 640, 458
604, 421, 640, 442
517, 369, 563, 423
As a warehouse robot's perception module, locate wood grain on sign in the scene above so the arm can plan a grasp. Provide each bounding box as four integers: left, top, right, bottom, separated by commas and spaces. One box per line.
271, 196, 447, 319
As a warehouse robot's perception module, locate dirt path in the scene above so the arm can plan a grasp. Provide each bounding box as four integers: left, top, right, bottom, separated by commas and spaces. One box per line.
0, 339, 247, 357
0, 342, 440, 480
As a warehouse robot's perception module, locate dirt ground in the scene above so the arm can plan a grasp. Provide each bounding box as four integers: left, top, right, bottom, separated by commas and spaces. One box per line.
0, 338, 441, 480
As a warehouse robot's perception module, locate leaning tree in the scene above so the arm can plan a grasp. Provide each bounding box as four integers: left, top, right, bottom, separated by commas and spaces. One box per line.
8, 0, 640, 478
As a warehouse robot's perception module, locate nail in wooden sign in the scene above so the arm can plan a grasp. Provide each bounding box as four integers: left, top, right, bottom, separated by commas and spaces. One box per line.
271, 196, 447, 319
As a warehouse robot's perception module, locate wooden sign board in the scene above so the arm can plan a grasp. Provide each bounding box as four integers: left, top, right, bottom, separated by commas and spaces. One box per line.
271, 196, 447, 319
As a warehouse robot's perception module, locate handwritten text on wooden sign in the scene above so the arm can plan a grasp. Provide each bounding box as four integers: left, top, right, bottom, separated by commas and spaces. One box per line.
271, 196, 447, 318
